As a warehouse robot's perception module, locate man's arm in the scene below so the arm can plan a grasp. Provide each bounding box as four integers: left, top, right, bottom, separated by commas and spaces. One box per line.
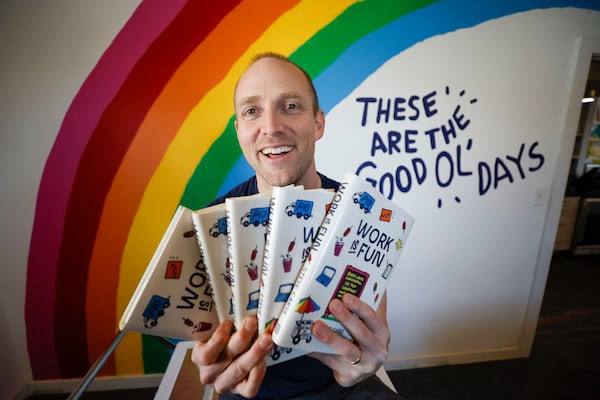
309, 291, 390, 387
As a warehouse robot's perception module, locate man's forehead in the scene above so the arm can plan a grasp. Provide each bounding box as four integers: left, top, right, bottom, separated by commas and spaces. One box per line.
236, 58, 307, 91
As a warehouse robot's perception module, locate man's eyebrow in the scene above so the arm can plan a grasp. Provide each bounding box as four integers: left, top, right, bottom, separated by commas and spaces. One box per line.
236, 95, 261, 107
279, 91, 304, 101
235, 92, 307, 111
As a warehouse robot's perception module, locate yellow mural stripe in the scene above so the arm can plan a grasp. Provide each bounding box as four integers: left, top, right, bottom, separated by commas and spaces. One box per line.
116, 0, 358, 374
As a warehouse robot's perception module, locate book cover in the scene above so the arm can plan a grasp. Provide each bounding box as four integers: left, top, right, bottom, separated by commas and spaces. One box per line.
272, 174, 415, 353
225, 193, 271, 328
259, 186, 334, 364
192, 204, 235, 323
119, 206, 219, 341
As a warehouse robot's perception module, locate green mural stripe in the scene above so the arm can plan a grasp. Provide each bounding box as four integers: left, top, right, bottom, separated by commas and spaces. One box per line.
141, 335, 173, 374
180, 117, 239, 209
292, 0, 439, 77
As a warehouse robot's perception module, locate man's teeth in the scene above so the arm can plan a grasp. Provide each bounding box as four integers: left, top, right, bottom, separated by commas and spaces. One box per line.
262, 146, 292, 155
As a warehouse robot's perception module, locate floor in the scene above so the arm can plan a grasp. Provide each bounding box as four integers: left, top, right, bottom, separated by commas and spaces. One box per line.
27, 253, 600, 399
389, 253, 600, 399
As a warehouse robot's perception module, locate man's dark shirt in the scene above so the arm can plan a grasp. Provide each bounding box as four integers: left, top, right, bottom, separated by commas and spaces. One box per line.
206, 172, 340, 399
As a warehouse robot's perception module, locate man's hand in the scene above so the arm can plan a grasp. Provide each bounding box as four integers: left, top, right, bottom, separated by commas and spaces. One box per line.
191, 316, 273, 398
309, 292, 390, 387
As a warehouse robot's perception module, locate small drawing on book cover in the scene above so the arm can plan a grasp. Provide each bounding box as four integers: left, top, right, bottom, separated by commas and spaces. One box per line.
222, 257, 234, 286
285, 199, 314, 219
290, 296, 321, 345
352, 191, 375, 213
245, 246, 260, 280
142, 295, 170, 328
280, 238, 296, 272
334, 226, 352, 256
181, 317, 213, 334
165, 259, 183, 279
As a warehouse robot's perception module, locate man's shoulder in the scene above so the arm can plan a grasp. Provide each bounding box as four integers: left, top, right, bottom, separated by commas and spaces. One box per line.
318, 172, 340, 191
204, 173, 339, 207
205, 176, 258, 207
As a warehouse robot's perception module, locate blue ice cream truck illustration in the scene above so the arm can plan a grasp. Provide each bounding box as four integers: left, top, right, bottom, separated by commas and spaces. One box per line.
352, 191, 375, 213
209, 216, 228, 237
143, 295, 170, 328
240, 207, 270, 227
285, 199, 314, 219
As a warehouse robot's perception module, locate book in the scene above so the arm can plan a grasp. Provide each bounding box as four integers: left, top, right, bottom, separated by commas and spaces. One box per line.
272, 174, 415, 353
259, 186, 334, 364
192, 204, 235, 323
119, 206, 219, 341
225, 193, 271, 328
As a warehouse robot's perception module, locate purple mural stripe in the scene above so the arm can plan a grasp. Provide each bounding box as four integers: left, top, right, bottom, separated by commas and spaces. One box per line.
25, 0, 188, 380
52, 0, 241, 378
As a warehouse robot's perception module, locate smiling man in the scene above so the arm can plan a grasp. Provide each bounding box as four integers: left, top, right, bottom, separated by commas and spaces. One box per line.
191, 53, 401, 400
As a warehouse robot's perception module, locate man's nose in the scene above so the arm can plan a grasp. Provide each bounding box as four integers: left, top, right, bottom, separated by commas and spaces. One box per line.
261, 109, 283, 135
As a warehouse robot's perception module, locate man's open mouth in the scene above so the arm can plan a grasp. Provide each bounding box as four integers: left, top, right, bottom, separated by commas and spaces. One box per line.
261, 146, 293, 157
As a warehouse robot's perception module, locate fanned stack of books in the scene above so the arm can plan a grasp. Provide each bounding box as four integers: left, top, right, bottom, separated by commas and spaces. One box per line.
119, 173, 415, 364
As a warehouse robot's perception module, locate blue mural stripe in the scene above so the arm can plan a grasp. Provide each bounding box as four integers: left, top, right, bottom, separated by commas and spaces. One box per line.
315, 0, 600, 113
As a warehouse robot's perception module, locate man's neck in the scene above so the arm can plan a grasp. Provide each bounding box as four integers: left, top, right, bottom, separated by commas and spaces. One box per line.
256, 170, 322, 193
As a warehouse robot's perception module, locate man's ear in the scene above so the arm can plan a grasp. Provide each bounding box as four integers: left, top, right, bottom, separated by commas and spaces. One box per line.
234, 119, 239, 132
314, 109, 325, 141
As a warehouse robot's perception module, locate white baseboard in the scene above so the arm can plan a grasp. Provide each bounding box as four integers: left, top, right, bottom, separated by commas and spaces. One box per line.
13, 374, 163, 400
383, 345, 525, 371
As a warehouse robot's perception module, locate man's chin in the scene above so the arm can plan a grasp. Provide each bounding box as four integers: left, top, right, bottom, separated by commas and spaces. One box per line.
263, 172, 298, 188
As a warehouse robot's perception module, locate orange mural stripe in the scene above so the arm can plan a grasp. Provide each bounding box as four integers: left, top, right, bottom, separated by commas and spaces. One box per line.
86, 0, 301, 375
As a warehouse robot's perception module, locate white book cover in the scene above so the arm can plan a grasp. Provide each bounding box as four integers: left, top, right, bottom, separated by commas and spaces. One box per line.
259, 186, 334, 365
272, 174, 415, 353
119, 206, 219, 341
192, 204, 234, 323
225, 193, 271, 328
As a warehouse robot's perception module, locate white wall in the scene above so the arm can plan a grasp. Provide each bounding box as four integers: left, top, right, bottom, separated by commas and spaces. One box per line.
0, 1, 141, 398
316, 9, 600, 368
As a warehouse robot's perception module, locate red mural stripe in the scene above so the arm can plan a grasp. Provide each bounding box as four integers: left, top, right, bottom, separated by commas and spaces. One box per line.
84, 0, 300, 375
53, 0, 241, 378
25, 0, 188, 380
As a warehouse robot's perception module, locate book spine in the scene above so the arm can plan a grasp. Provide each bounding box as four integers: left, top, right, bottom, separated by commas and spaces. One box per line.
192, 211, 228, 323
224, 202, 236, 318
257, 194, 277, 330
191, 214, 213, 299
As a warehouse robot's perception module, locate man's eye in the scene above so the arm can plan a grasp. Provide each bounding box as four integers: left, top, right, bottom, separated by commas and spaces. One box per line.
244, 108, 257, 116
285, 103, 298, 111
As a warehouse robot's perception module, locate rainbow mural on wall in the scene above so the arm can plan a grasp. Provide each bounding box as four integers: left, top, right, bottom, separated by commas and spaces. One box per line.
25, 0, 600, 380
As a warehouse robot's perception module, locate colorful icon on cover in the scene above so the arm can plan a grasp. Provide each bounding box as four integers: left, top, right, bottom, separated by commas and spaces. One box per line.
352, 191, 375, 213
182, 317, 213, 334
286, 199, 314, 219
222, 257, 233, 286
240, 207, 269, 227
281, 238, 296, 272
246, 246, 259, 280
209, 216, 228, 237
142, 295, 170, 328
291, 296, 321, 345
247, 290, 260, 310
316, 266, 336, 287
274, 283, 294, 302
334, 226, 352, 256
